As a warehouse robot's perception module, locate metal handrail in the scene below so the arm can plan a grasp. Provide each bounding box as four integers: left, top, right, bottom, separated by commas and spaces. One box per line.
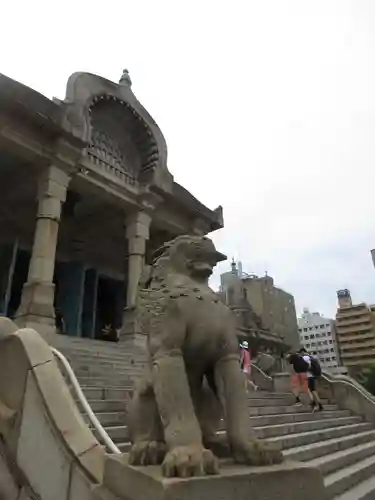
251, 363, 273, 381
51, 347, 121, 455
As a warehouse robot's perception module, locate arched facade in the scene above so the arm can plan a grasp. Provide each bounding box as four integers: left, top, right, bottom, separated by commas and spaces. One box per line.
0, 70, 223, 342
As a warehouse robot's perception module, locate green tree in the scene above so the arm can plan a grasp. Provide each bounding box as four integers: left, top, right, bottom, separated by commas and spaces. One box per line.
358, 364, 375, 396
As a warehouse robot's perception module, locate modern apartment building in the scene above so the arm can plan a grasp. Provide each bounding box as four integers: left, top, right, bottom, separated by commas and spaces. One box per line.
335, 289, 375, 376
298, 308, 341, 373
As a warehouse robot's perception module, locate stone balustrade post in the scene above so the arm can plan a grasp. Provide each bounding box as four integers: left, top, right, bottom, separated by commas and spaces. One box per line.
15, 166, 70, 335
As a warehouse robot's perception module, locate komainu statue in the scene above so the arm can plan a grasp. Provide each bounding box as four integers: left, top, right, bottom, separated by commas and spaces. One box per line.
128, 235, 283, 477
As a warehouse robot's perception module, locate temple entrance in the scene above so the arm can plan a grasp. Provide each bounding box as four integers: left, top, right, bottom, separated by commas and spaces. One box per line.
7, 249, 30, 319
95, 276, 123, 340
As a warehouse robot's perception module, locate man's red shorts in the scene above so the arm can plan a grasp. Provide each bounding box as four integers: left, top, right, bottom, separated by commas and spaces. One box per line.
291, 373, 308, 392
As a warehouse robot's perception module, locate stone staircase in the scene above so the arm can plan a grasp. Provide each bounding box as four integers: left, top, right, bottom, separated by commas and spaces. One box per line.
51, 337, 375, 499
74, 386, 375, 499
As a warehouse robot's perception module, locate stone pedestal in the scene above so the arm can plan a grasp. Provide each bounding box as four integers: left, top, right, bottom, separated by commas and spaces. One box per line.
14, 282, 56, 336
104, 456, 327, 500
119, 307, 147, 349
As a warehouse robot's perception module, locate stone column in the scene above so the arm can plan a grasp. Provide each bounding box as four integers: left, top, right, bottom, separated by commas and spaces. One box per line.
119, 210, 151, 345
15, 166, 70, 335
125, 211, 152, 309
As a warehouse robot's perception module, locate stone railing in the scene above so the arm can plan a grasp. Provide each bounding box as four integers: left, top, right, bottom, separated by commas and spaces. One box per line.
271, 368, 375, 423
319, 370, 375, 422
0, 317, 115, 500
251, 363, 274, 391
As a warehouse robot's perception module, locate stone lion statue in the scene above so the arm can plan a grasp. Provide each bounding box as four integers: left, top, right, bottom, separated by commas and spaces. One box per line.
128, 235, 283, 477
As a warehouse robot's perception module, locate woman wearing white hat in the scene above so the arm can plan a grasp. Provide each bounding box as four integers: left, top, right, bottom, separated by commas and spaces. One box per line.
240, 340, 258, 392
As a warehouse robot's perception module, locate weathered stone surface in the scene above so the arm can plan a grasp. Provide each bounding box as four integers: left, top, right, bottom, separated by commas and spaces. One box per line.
128, 235, 283, 478
104, 455, 327, 500
0, 447, 19, 500
16, 373, 72, 500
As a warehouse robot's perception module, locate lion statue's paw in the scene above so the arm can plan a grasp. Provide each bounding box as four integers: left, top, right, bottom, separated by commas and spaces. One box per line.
233, 439, 283, 466
129, 440, 167, 466
161, 444, 219, 478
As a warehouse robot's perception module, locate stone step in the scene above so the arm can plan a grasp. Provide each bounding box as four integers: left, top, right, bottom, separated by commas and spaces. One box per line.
247, 398, 296, 407
332, 475, 375, 500
309, 439, 375, 476
246, 392, 291, 399
74, 369, 143, 380
88, 407, 344, 430
79, 387, 133, 400
76, 376, 135, 387
254, 416, 361, 440
62, 352, 145, 364
267, 423, 373, 450
284, 430, 375, 463
70, 358, 145, 368
95, 425, 129, 442
82, 396, 339, 416
249, 410, 350, 427
95, 416, 362, 446
84, 399, 126, 414
83, 411, 127, 426
83, 400, 125, 413
57, 347, 145, 362
50, 335, 145, 352
324, 453, 375, 498
249, 404, 339, 416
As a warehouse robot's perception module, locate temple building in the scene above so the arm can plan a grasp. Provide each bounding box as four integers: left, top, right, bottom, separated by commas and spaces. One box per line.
0, 70, 223, 342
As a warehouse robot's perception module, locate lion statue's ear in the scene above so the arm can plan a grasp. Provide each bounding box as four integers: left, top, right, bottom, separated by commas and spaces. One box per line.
152, 242, 172, 262
139, 265, 153, 288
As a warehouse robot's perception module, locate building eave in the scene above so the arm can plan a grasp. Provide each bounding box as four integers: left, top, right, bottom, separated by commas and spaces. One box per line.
154, 181, 224, 232
0, 73, 85, 148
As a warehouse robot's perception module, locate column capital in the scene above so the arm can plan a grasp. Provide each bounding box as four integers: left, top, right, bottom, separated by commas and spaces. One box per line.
37, 165, 71, 203
125, 210, 152, 241
36, 166, 71, 221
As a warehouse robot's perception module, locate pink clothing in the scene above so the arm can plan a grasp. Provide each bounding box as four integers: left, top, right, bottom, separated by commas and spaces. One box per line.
241, 348, 251, 374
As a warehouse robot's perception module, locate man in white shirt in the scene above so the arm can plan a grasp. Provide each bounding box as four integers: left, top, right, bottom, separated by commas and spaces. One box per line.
300, 348, 324, 412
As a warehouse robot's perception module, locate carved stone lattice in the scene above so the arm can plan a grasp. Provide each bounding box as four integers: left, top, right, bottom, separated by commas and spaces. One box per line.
87, 96, 159, 186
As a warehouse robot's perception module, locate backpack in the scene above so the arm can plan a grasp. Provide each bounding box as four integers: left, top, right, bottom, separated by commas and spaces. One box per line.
309, 356, 322, 378
289, 354, 309, 373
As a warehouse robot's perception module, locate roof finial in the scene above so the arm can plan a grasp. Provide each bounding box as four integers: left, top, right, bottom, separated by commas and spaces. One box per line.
119, 69, 132, 87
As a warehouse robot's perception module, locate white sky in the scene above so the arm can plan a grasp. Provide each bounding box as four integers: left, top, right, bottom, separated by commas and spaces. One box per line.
1, 0, 375, 318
